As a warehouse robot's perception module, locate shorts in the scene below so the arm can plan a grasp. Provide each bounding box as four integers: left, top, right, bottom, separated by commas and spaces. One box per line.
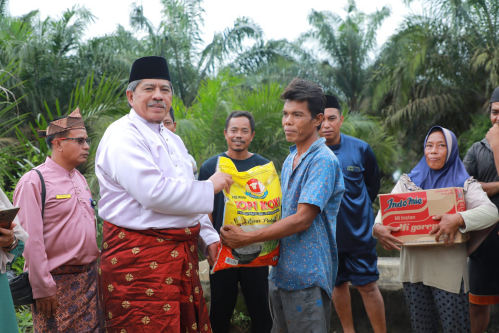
469, 224, 499, 305
335, 247, 379, 287
269, 281, 331, 333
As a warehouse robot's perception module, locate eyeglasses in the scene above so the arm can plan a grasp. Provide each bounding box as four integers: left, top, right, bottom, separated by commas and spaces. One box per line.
57, 137, 90, 145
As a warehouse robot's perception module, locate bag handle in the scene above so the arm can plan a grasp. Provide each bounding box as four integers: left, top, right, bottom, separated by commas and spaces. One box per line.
32, 169, 46, 218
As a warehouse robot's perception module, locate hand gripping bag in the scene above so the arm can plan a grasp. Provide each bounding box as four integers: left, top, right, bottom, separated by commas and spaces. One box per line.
212, 156, 281, 272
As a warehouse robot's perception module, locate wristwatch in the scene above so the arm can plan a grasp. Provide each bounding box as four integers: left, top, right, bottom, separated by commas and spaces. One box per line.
3, 235, 18, 252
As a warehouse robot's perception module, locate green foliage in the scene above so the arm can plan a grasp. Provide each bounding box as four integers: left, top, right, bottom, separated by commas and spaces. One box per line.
130, 0, 264, 106
305, 0, 390, 112
0, 4, 495, 313
0, 62, 28, 192
10, 255, 25, 274
231, 310, 251, 331
175, 73, 289, 170
6, 106, 60, 193
16, 305, 33, 333
230, 292, 251, 332
5, 7, 96, 120
6, 1, 494, 332
341, 111, 398, 177
232, 83, 289, 170
372, 0, 499, 157
459, 111, 491, 156
64, 73, 129, 195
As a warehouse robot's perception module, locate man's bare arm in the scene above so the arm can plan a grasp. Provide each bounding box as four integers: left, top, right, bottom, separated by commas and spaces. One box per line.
220, 203, 319, 249
479, 181, 499, 197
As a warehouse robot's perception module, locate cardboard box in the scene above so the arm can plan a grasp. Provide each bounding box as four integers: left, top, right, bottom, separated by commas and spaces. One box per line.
379, 187, 469, 246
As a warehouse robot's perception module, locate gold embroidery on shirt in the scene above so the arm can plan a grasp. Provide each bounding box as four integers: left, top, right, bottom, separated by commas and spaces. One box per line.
120, 329, 127, 333
131, 247, 140, 255
204, 324, 209, 331
122, 300, 130, 309
186, 269, 191, 277
110, 257, 118, 265
125, 273, 133, 282
171, 250, 179, 258
149, 261, 158, 269
194, 287, 199, 294
165, 277, 173, 285
157, 237, 164, 243
184, 228, 191, 235
108, 312, 113, 319
118, 231, 126, 239
145, 288, 154, 296
141, 316, 150, 325
163, 303, 172, 312
107, 284, 114, 292
103, 242, 109, 249
188, 263, 193, 269
192, 323, 197, 330
190, 245, 195, 252
189, 295, 193, 303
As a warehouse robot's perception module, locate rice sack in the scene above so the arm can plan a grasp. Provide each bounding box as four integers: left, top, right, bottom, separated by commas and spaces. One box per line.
212, 156, 281, 272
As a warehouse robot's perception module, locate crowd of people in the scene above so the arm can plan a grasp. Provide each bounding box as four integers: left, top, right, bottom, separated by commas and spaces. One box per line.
0, 55, 498, 333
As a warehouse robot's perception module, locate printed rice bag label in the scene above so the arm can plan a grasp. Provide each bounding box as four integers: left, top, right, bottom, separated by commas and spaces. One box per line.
212, 156, 281, 272
379, 187, 468, 245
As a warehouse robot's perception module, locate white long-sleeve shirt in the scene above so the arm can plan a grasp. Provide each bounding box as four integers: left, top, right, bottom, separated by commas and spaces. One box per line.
95, 109, 219, 249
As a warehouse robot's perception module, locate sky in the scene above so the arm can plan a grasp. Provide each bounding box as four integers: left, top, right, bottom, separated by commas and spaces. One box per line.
8, 0, 424, 50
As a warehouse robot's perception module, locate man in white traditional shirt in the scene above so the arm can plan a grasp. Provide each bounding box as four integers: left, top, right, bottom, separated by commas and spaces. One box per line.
95, 56, 232, 332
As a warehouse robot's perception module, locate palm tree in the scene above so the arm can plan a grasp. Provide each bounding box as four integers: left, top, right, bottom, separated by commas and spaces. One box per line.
170, 72, 289, 170
371, 0, 498, 156
0, 6, 96, 120
130, 0, 264, 106
305, 0, 390, 112
0, 60, 28, 191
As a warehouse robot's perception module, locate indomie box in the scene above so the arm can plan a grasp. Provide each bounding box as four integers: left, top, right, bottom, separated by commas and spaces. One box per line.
379, 187, 469, 246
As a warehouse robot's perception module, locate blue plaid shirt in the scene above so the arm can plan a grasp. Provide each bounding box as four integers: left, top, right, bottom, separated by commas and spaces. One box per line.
270, 137, 344, 297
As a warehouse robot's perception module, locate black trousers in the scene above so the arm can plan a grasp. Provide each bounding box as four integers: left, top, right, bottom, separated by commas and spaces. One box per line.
209, 266, 272, 333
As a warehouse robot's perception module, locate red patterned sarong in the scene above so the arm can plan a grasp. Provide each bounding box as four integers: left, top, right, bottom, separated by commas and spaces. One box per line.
100, 221, 212, 333
32, 261, 102, 332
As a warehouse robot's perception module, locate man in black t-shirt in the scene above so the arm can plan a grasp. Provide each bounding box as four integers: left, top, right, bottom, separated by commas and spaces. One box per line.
463, 86, 499, 333
198, 111, 272, 333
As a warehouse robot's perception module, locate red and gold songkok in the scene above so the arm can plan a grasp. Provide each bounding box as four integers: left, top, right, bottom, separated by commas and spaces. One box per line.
41, 108, 85, 137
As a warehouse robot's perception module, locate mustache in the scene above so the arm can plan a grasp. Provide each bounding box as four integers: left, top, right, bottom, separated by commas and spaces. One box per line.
147, 101, 167, 108
231, 139, 246, 144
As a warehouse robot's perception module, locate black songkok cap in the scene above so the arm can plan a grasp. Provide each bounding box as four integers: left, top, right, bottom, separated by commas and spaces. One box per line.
129, 56, 170, 83
491, 87, 499, 103
325, 94, 341, 110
